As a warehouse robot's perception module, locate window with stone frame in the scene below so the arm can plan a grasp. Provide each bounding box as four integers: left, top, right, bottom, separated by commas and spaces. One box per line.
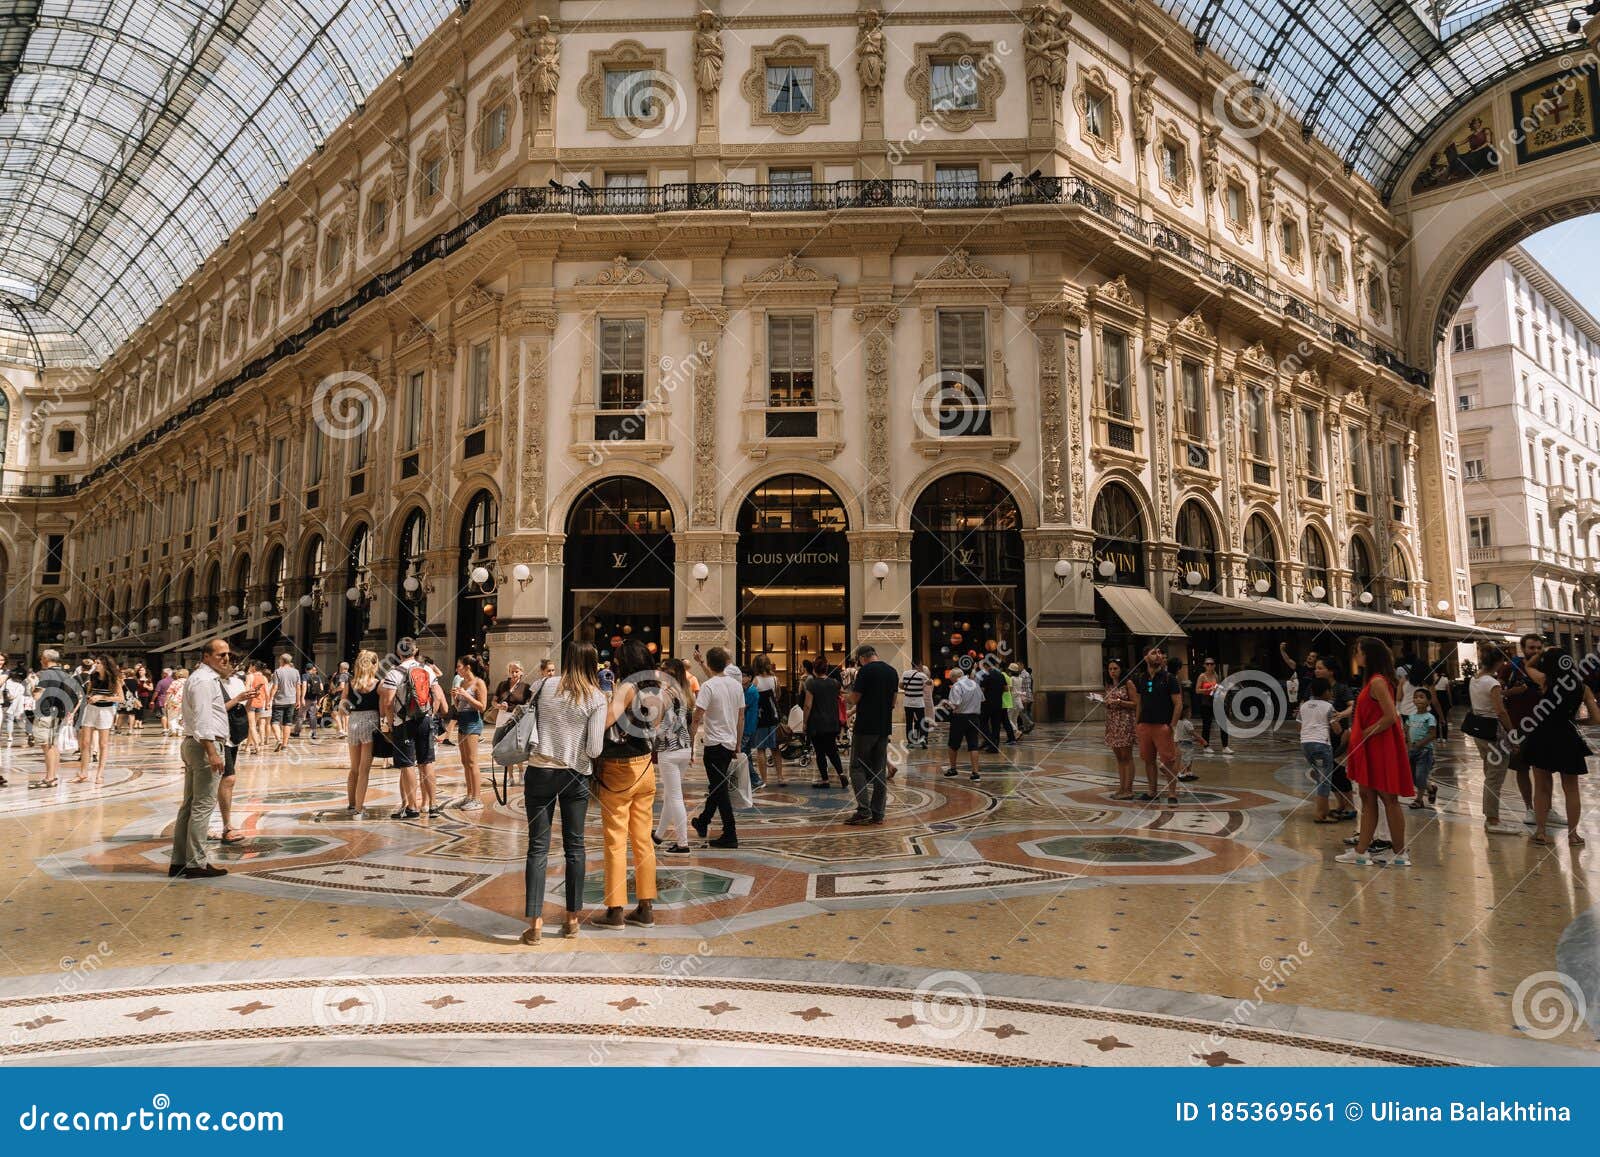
474, 77, 514, 171
905, 34, 1003, 131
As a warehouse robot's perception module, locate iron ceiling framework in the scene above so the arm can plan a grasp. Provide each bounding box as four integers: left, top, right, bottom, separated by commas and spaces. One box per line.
1167, 0, 1585, 194
0, 0, 456, 365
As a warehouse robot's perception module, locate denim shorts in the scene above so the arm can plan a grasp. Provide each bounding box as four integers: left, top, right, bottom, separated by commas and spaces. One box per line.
1302, 741, 1335, 797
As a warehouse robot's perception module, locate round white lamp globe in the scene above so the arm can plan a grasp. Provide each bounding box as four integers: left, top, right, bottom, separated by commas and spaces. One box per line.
1052, 559, 1072, 579
511, 563, 531, 583
1359, 591, 1374, 605
690, 562, 710, 582
470, 565, 491, 586
871, 561, 890, 580
402, 575, 420, 594
1097, 559, 1117, 579
1311, 584, 1327, 600
345, 587, 360, 603
1254, 578, 1270, 594
1186, 569, 1203, 587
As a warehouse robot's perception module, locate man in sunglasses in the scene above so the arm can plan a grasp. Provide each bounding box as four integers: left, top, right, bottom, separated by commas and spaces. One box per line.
1130, 642, 1184, 804
169, 638, 233, 879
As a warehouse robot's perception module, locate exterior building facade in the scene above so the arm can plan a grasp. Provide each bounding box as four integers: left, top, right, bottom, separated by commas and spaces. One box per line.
1452, 247, 1600, 654
2, 0, 1474, 714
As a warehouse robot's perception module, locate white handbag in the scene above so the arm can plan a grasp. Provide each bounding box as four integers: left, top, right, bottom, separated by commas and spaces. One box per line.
56, 719, 79, 756
731, 752, 754, 809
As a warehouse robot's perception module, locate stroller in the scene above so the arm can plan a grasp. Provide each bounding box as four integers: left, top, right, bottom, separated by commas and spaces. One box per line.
777, 704, 812, 768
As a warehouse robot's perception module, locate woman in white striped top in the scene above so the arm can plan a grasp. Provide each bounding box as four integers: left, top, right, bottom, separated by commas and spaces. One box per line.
520, 642, 607, 945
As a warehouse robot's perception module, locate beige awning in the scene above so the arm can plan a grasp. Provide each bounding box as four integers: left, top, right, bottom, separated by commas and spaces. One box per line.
151, 613, 276, 655
1096, 584, 1187, 640
1174, 590, 1512, 642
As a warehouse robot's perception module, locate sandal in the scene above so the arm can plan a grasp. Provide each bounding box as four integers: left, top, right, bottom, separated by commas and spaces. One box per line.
1110, 791, 1135, 801
1136, 792, 1154, 801
1313, 816, 1341, 824
520, 922, 542, 945
220, 829, 245, 845
1569, 833, 1587, 847
1531, 832, 1551, 846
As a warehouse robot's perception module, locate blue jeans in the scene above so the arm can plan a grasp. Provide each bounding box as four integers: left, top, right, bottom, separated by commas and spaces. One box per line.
1409, 747, 1434, 797
1302, 741, 1335, 798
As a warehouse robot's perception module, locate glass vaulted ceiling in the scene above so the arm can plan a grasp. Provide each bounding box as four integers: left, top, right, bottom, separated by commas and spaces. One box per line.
0, 0, 456, 364
1160, 1, 1584, 192
0, 1, 1589, 367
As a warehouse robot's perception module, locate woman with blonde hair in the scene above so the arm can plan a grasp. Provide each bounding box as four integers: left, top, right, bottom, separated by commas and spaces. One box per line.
592, 638, 659, 931
520, 642, 608, 943
342, 650, 382, 815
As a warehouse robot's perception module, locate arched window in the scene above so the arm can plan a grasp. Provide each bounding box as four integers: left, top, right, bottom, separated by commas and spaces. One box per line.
396, 509, 428, 643
1175, 501, 1219, 591
1348, 536, 1375, 601
1091, 483, 1146, 585
1389, 545, 1412, 609
1243, 515, 1280, 598
1300, 527, 1330, 601
1472, 582, 1510, 611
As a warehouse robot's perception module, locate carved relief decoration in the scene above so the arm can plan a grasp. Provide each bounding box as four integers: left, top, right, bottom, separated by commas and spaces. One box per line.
852, 304, 901, 525
905, 33, 1004, 132
1072, 64, 1123, 164
578, 41, 670, 141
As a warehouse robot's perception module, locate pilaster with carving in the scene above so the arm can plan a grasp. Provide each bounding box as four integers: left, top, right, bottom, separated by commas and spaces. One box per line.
1147, 338, 1174, 539
1026, 297, 1081, 525
511, 304, 558, 529
684, 304, 730, 527
851, 303, 900, 526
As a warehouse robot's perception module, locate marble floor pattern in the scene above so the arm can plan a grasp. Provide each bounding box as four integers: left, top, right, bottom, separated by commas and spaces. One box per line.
3, 720, 1600, 1066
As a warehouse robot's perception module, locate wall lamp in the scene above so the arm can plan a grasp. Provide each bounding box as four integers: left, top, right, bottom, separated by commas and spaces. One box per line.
1568, 3, 1600, 34
872, 561, 890, 589
691, 561, 710, 589
1081, 559, 1117, 582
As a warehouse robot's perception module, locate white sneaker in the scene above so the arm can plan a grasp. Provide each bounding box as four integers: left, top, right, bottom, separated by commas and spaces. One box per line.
1334, 849, 1382, 866
459, 798, 485, 811
1221, 746, 1235, 755
1485, 820, 1522, 835
1389, 854, 1412, 867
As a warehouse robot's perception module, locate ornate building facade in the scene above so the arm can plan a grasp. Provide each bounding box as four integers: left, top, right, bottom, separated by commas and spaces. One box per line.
3, 0, 1488, 712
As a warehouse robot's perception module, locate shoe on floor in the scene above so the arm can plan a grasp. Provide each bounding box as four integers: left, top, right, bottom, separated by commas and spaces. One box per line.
167, 863, 184, 878
589, 907, 626, 929
708, 836, 739, 849
690, 816, 709, 839
1388, 854, 1413, 867
843, 815, 872, 826
1368, 838, 1393, 854
1178, 772, 1198, 782
459, 798, 484, 811
664, 843, 691, 854
943, 768, 960, 778
969, 771, 981, 781
1221, 746, 1235, 755
625, 902, 654, 927
180, 864, 228, 879
1334, 850, 1380, 866
1485, 820, 1523, 835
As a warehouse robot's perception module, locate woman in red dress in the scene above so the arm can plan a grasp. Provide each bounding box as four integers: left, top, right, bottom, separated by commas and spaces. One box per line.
1338, 637, 1412, 867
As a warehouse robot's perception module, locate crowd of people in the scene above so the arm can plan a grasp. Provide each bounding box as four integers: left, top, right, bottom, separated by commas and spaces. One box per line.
7, 627, 1593, 923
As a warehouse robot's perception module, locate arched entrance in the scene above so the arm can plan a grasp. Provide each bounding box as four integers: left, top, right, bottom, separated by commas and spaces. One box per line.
1091, 482, 1149, 662
31, 598, 65, 662
395, 509, 428, 645
1348, 536, 1376, 607
910, 473, 1025, 681
563, 478, 675, 662
263, 545, 290, 657
1388, 545, 1413, 613
1300, 527, 1332, 603
298, 537, 325, 656
1243, 515, 1280, 599
342, 524, 371, 663
455, 490, 497, 661
737, 473, 849, 686
1175, 501, 1219, 592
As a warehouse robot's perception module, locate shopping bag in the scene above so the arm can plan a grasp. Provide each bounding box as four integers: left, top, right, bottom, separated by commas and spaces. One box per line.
57, 720, 79, 756
491, 704, 539, 767
731, 752, 754, 809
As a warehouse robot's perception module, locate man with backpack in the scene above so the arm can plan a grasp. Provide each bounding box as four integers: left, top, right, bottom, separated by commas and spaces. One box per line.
380, 654, 447, 819
296, 663, 327, 740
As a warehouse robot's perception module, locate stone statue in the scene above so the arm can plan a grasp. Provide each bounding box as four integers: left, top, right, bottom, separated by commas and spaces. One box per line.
1257, 164, 1278, 226
857, 10, 885, 93
693, 10, 723, 95
1132, 70, 1155, 143
1200, 124, 1221, 191
1024, 4, 1069, 99
532, 15, 560, 104
444, 84, 467, 157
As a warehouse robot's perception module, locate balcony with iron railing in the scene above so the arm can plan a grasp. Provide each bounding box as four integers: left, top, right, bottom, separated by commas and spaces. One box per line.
72, 175, 1429, 492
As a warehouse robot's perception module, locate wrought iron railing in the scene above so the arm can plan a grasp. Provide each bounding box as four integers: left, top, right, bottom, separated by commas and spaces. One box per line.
68, 175, 1428, 491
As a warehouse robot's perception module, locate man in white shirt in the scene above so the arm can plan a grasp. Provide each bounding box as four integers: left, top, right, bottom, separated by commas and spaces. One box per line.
1014, 665, 1035, 733
943, 668, 985, 782
690, 646, 745, 848
170, 638, 232, 879
380, 656, 447, 819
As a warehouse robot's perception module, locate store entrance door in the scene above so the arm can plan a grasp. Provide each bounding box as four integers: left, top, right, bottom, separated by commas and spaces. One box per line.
740, 615, 847, 708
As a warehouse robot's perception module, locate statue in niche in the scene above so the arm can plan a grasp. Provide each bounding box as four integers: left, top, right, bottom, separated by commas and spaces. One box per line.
857, 10, 885, 93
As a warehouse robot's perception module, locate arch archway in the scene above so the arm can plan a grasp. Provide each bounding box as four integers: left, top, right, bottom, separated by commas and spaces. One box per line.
1348, 535, 1377, 607
563, 477, 676, 660
299, 535, 326, 658
1243, 514, 1280, 599
395, 508, 428, 646
455, 489, 498, 661
1175, 499, 1220, 592
1300, 525, 1332, 603
341, 523, 371, 664
262, 544, 290, 657
1090, 480, 1148, 586
910, 472, 1026, 678
31, 598, 66, 662
736, 472, 850, 683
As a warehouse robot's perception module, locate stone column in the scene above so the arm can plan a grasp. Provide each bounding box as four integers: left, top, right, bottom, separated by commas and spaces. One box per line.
486, 534, 560, 672
677, 530, 738, 653
851, 530, 911, 674
1023, 528, 1101, 721
685, 304, 730, 530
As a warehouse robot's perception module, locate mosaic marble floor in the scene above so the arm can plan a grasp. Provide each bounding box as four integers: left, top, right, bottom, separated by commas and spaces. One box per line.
3, 721, 1600, 1066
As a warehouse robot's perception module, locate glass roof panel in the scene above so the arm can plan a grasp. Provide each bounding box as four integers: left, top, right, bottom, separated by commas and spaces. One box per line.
0, 0, 456, 364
